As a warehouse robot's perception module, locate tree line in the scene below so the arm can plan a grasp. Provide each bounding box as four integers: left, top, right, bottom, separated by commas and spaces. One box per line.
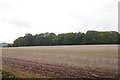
8, 30, 120, 47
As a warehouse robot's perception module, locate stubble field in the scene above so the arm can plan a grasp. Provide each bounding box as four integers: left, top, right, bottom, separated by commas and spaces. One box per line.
2, 45, 118, 78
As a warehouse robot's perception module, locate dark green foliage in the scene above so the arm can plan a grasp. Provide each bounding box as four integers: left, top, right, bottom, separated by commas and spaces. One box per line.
84, 31, 99, 44
7, 44, 13, 47
11, 31, 120, 47
1, 70, 21, 80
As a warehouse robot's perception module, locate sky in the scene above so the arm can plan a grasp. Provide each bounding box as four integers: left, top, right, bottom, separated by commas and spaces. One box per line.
0, 0, 119, 43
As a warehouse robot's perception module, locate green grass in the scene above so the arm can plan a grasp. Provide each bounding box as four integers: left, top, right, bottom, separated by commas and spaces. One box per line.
2, 70, 16, 78
1, 70, 21, 80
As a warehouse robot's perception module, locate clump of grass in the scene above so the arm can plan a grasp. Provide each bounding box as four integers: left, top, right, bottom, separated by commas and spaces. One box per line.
2, 70, 16, 78
1, 70, 21, 80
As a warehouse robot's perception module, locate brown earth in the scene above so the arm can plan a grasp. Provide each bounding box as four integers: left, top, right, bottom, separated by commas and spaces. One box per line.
2, 57, 117, 78
2, 45, 118, 78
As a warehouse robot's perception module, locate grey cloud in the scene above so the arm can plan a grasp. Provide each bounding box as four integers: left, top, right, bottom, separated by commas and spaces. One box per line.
0, 3, 31, 28
10, 20, 32, 28
0, 2, 14, 10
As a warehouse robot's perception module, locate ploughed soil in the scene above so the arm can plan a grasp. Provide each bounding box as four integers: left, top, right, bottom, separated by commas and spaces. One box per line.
2, 57, 117, 78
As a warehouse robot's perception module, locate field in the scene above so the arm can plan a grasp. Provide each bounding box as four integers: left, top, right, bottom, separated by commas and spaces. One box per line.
2, 45, 118, 78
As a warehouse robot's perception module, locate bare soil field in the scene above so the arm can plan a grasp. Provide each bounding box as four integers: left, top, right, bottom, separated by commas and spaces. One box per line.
2, 45, 118, 78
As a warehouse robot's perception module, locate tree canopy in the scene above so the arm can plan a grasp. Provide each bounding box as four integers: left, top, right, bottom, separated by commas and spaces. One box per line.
11, 30, 120, 47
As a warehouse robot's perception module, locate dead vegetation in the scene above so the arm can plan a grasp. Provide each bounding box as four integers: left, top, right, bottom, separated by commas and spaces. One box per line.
2, 45, 118, 78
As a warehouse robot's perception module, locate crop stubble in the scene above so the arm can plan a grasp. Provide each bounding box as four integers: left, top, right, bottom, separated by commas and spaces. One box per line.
2, 45, 118, 78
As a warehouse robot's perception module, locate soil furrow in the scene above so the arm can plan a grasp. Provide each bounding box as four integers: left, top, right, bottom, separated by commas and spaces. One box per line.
2, 57, 117, 78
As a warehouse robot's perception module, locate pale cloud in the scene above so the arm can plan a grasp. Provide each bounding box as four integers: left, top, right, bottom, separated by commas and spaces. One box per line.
0, 0, 119, 43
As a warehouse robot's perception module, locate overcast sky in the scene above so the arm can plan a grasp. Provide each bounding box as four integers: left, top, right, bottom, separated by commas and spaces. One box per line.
0, 0, 119, 43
